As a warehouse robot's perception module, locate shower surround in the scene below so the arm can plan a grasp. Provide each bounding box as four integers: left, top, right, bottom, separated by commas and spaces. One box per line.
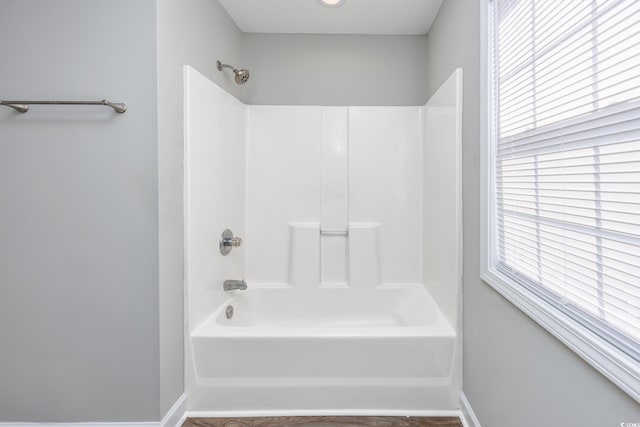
184, 66, 462, 414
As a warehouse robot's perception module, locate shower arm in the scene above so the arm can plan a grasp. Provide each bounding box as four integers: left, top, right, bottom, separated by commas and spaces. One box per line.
216, 61, 237, 73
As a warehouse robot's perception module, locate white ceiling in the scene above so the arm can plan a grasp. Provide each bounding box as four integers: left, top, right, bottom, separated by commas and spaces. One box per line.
218, 0, 444, 35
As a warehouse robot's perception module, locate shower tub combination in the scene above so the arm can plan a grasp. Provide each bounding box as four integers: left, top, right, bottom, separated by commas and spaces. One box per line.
184, 65, 463, 414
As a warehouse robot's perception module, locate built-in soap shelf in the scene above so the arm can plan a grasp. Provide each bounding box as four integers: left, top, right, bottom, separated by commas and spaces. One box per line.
288, 222, 380, 288
320, 229, 348, 236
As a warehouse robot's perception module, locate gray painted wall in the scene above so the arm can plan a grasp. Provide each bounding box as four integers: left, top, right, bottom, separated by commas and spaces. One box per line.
243, 34, 428, 106
0, 0, 159, 422
423, 1, 640, 426
156, 0, 246, 416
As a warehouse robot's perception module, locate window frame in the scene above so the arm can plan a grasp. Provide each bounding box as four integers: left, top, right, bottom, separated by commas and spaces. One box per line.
480, 0, 640, 403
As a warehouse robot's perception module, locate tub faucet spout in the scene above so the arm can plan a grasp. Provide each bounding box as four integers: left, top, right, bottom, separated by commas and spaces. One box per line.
223, 279, 247, 291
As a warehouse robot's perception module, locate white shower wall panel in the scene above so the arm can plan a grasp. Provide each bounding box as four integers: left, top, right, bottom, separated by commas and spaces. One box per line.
348, 107, 423, 285
183, 66, 246, 331
422, 69, 463, 330
245, 106, 322, 285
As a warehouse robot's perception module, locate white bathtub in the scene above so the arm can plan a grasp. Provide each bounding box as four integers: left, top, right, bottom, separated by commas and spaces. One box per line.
187, 286, 458, 412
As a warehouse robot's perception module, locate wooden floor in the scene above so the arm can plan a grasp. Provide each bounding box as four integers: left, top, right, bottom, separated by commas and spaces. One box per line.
183, 416, 462, 427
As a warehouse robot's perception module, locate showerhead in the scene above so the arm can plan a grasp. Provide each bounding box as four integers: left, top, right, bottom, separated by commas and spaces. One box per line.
234, 68, 250, 84
217, 60, 250, 85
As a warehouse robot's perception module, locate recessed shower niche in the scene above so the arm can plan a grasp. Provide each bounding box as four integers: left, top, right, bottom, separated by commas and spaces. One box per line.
183, 65, 462, 413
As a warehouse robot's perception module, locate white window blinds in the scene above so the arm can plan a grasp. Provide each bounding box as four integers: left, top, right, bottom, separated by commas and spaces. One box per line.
492, 0, 640, 357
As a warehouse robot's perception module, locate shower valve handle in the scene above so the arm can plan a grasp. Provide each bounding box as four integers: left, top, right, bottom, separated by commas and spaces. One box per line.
226, 236, 243, 247
220, 229, 242, 255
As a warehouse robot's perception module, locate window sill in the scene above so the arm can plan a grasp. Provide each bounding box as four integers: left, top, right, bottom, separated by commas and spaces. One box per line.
481, 267, 640, 403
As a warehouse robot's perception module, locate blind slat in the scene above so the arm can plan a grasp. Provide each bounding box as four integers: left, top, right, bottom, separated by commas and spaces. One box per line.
498, 187, 640, 195
497, 134, 640, 160
498, 199, 640, 219
497, 192, 640, 206
498, 158, 640, 173
499, 169, 640, 178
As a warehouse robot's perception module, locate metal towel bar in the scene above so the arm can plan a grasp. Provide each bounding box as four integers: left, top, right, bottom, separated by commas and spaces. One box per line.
0, 99, 127, 114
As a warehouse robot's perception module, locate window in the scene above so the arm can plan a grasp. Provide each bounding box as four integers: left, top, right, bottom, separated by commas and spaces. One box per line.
483, 0, 640, 400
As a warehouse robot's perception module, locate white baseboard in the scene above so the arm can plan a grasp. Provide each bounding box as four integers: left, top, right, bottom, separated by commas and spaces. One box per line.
161, 394, 187, 427
0, 394, 187, 427
459, 392, 482, 427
